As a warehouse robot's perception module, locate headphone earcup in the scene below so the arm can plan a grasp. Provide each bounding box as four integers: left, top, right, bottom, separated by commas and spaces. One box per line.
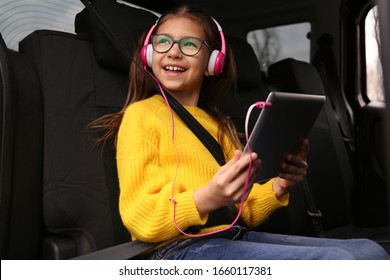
141, 44, 153, 68
207, 50, 225, 76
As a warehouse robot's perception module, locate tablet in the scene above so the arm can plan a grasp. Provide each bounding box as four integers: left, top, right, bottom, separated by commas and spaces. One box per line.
242, 91, 326, 182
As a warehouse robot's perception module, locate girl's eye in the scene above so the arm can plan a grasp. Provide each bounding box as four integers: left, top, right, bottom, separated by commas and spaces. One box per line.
158, 39, 171, 44
156, 35, 172, 44
182, 39, 199, 48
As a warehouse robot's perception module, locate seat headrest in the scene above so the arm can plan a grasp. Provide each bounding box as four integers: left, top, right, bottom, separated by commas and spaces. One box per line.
227, 35, 262, 90
75, 0, 158, 74
268, 58, 325, 95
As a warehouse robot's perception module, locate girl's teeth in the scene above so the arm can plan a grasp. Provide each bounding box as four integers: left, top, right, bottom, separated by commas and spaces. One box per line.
165, 66, 184, 71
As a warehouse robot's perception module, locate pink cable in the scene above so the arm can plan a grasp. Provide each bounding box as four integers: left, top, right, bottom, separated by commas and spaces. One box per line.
169, 97, 271, 237
145, 66, 271, 237
143, 68, 182, 209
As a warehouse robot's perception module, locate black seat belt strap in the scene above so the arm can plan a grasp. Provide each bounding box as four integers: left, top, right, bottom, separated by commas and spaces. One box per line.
312, 34, 355, 152
164, 92, 226, 165
301, 178, 324, 237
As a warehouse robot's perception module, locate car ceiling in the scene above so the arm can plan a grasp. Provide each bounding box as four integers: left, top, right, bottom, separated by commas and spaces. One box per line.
122, 0, 316, 34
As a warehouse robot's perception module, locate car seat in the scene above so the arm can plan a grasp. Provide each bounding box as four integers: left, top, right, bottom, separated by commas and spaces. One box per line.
222, 35, 269, 144
0, 33, 44, 259
267, 58, 354, 232
221, 36, 317, 236
17, 0, 157, 259
267, 58, 390, 253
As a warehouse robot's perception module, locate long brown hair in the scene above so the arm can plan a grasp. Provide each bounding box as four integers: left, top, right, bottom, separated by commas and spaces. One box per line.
91, 5, 242, 151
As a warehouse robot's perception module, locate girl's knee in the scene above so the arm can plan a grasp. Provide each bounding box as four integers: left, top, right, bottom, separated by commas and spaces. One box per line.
352, 239, 389, 260
320, 248, 355, 260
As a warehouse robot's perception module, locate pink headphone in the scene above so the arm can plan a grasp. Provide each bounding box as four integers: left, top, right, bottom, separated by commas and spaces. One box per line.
141, 17, 226, 76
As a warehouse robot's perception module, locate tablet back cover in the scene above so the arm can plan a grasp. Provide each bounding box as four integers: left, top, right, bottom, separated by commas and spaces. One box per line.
244, 91, 325, 182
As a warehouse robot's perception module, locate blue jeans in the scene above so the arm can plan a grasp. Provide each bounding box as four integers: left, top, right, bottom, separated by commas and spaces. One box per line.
149, 226, 389, 260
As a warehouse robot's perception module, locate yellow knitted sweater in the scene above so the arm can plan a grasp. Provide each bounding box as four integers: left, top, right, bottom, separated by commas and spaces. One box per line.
117, 95, 288, 244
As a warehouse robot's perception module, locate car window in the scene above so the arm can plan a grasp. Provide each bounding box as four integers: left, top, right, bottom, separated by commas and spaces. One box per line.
0, 0, 83, 51
247, 22, 311, 71
0, 0, 158, 51
364, 5, 384, 102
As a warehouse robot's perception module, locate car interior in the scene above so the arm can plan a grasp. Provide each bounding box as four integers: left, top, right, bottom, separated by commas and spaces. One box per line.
1, 0, 389, 259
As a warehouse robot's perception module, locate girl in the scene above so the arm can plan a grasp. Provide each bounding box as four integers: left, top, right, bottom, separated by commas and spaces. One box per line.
94, 5, 389, 259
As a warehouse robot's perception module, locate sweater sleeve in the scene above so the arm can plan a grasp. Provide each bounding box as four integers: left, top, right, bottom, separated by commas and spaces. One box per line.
239, 178, 289, 228
117, 105, 207, 242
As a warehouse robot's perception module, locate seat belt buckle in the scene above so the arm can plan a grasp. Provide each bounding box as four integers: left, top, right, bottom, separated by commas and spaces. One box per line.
307, 209, 322, 218
307, 210, 324, 237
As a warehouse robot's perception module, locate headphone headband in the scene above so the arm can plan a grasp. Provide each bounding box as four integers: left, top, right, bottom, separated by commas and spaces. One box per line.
141, 16, 226, 76
211, 17, 226, 55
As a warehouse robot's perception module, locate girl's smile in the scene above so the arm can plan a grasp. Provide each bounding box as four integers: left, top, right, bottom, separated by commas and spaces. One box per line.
163, 65, 187, 77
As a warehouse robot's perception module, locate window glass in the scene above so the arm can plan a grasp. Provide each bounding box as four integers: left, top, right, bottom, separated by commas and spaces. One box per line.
0, 0, 83, 51
365, 6, 384, 102
0, 0, 155, 51
247, 22, 311, 71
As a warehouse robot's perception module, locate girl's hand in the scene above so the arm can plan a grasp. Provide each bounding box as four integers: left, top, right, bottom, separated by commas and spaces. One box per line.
194, 150, 261, 216
272, 138, 310, 198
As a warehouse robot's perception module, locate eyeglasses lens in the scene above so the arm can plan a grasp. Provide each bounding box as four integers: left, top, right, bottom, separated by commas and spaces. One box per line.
152, 35, 203, 56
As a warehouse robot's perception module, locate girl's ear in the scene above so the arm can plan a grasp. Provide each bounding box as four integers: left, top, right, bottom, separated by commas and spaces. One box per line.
205, 61, 211, 76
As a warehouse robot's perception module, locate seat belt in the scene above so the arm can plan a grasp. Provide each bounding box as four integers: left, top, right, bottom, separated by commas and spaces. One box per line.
301, 178, 324, 237
164, 92, 226, 165
312, 33, 355, 153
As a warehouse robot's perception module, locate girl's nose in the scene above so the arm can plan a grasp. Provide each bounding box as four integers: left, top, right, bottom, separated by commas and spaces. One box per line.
167, 42, 182, 57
